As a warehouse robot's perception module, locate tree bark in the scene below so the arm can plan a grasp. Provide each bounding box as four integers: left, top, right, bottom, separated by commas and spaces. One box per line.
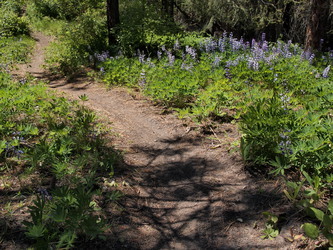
162, 0, 174, 17
107, 0, 120, 46
304, 0, 329, 51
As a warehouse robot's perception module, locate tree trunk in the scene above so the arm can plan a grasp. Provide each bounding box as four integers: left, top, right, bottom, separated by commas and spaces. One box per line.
162, 0, 174, 18
106, 0, 120, 46
304, 0, 329, 51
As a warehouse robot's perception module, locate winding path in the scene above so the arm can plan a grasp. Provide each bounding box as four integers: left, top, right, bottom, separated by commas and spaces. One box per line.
14, 32, 293, 249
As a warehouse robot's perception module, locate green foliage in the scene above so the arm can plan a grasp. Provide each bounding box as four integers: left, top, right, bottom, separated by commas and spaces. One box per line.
117, 0, 181, 55
301, 200, 333, 246
24, 187, 104, 249
1, 59, 116, 247
98, 34, 333, 246
261, 212, 279, 240
0, 0, 29, 37
0, 35, 34, 66
44, 8, 107, 75
27, 0, 103, 21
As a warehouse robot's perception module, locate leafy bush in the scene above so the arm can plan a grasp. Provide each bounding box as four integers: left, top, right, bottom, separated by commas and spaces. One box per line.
0, 7, 29, 37
45, 8, 107, 75
0, 35, 34, 66
0, 70, 116, 247
27, 0, 103, 21
24, 187, 104, 249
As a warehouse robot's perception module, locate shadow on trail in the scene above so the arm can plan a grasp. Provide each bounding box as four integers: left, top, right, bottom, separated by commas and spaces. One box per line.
113, 134, 290, 249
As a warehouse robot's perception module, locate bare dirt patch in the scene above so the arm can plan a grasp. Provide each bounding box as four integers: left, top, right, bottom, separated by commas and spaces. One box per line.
8, 32, 304, 249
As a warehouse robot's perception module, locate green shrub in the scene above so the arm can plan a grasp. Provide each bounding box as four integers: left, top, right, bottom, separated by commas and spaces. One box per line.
0, 10, 29, 37
45, 8, 107, 75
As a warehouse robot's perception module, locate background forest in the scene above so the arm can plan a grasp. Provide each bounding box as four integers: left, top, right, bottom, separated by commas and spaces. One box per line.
1, 0, 333, 249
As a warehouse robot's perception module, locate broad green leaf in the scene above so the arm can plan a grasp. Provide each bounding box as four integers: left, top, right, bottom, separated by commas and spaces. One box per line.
323, 214, 333, 230
26, 224, 46, 238
0, 140, 6, 154
303, 223, 319, 239
328, 200, 333, 215
307, 207, 325, 222
323, 231, 333, 246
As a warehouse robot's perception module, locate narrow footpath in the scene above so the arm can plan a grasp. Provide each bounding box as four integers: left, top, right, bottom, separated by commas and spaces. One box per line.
14, 32, 296, 249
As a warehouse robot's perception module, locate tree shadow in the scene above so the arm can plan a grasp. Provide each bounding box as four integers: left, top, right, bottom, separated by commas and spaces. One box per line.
109, 134, 295, 249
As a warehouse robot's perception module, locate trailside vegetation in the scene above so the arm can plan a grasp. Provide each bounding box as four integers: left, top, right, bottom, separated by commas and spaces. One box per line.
1, 0, 333, 247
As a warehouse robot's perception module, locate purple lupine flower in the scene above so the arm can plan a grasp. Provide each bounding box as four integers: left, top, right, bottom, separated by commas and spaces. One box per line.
280, 93, 290, 110
225, 67, 232, 80
231, 39, 241, 51
308, 53, 315, 64
95, 51, 110, 62
251, 39, 256, 49
262, 41, 268, 51
247, 57, 259, 71
205, 38, 217, 53
166, 51, 175, 66
279, 132, 293, 155
218, 37, 225, 52
181, 62, 193, 71
38, 188, 52, 201
157, 51, 162, 60
212, 56, 221, 67
261, 33, 266, 42
15, 150, 24, 159
139, 70, 146, 88
322, 65, 331, 78
174, 39, 181, 51
138, 50, 145, 63
185, 46, 196, 60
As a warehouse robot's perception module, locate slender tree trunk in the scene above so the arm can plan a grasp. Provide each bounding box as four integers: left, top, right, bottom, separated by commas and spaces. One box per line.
162, 0, 174, 18
107, 0, 120, 46
304, 0, 329, 51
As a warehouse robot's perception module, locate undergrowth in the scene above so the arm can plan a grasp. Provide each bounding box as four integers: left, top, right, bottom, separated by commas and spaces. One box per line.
97, 33, 333, 246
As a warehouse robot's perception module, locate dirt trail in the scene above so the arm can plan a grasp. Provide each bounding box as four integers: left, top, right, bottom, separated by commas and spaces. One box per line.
14, 33, 296, 249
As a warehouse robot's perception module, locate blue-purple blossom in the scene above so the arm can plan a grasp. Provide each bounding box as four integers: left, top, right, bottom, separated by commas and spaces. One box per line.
212, 56, 221, 67
38, 188, 52, 201
279, 131, 293, 155
95, 51, 110, 62
280, 93, 290, 110
185, 46, 197, 60
247, 57, 259, 71
167, 51, 175, 66
225, 67, 232, 80
308, 53, 315, 64
138, 50, 145, 63
157, 51, 162, 60
302, 50, 315, 64
173, 39, 181, 51
181, 62, 193, 71
204, 38, 217, 53
322, 65, 331, 78
261, 33, 266, 42
218, 37, 226, 52
262, 41, 268, 51
139, 70, 146, 88
19, 78, 27, 84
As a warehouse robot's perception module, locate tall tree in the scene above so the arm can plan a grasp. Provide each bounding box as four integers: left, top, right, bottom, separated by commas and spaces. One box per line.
106, 0, 120, 46
304, 0, 330, 51
162, 0, 174, 17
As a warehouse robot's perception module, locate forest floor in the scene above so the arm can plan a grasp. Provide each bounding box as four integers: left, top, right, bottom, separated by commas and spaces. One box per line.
11, 32, 304, 249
